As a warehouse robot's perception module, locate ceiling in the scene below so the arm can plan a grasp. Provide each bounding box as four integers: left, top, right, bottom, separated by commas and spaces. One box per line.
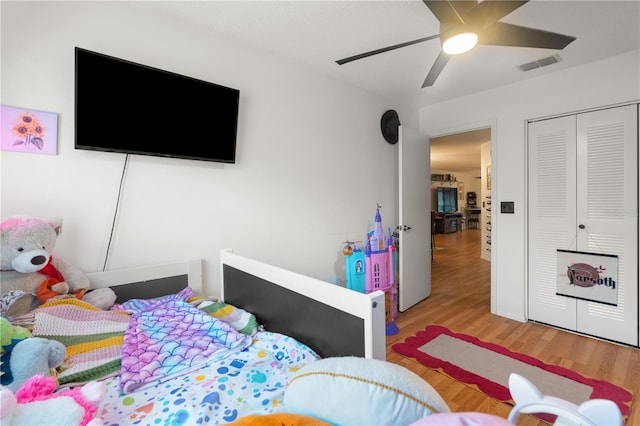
135, 0, 640, 108
430, 128, 489, 174
132, 1, 638, 175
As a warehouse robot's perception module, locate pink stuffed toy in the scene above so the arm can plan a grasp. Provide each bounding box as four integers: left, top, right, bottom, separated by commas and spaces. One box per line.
0, 375, 105, 426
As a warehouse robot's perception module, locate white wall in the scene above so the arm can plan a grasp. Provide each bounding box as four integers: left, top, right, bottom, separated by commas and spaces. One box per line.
420, 50, 640, 322
1, 1, 418, 296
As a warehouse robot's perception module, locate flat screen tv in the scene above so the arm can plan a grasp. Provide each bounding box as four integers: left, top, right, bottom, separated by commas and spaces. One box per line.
437, 187, 458, 213
75, 47, 239, 163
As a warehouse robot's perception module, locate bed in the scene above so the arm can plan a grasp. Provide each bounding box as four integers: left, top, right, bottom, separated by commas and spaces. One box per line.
25, 249, 386, 425
14, 249, 607, 425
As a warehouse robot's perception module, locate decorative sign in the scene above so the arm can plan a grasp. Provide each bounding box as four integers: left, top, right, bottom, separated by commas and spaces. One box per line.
1, 105, 58, 155
556, 249, 618, 306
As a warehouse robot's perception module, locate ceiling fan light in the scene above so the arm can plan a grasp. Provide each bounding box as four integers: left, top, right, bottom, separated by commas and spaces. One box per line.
442, 32, 478, 55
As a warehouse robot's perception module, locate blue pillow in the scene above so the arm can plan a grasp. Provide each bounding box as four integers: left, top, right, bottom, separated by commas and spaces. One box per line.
283, 356, 450, 425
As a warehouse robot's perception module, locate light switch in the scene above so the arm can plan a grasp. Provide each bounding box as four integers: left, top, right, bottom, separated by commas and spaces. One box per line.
501, 201, 515, 214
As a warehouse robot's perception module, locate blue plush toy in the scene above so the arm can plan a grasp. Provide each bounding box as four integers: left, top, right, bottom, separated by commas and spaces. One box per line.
0, 318, 66, 392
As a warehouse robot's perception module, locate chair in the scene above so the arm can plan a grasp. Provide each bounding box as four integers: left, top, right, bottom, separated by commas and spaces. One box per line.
467, 208, 480, 229
507, 373, 623, 426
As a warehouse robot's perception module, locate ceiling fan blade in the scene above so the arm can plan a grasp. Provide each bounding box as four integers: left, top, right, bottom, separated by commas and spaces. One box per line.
336, 34, 439, 65
423, 0, 470, 25
479, 22, 576, 49
465, 1, 529, 25
422, 51, 450, 88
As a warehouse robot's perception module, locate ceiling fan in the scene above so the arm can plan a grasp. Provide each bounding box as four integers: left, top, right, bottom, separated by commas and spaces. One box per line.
336, 0, 576, 88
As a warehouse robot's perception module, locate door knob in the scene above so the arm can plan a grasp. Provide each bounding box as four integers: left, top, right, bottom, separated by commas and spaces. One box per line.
578, 224, 586, 229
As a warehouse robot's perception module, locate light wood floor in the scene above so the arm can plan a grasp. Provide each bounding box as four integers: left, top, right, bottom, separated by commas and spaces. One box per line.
385, 229, 639, 425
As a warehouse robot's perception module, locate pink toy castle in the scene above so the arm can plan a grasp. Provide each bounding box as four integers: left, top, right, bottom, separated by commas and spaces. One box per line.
345, 205, 398, 335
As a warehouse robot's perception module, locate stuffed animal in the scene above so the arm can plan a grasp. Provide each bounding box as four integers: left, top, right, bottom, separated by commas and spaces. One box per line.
1, 317, 66, 392
0, 216, 116, 317
2, 318, 32, 389
0, 375, 105, 426
2, 337, 66, 393
0, 317, 31, 350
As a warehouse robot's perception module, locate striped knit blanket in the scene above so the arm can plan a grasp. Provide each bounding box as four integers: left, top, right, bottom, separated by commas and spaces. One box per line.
28, 293, 259, 390
31, 299, 130, 386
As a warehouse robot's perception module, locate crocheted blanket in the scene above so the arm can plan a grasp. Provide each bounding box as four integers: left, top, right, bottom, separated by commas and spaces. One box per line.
31, 299, 130, 386
111, 287, 252, 393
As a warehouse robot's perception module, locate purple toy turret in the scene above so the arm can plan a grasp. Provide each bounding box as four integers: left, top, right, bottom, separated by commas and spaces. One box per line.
370, 206, 386, 252
364, 206, 394, 293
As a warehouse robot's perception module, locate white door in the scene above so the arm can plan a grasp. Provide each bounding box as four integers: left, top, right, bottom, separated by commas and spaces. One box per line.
528, 104, 638, 346
398, 126, 431, 311
574, 105, 638, 345
528, 115, 578, 329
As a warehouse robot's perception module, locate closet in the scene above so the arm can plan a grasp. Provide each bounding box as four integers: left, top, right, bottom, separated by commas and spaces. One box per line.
527, 103, 638, 346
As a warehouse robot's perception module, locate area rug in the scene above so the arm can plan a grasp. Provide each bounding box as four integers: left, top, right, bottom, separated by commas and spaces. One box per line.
391, 325, 632, 419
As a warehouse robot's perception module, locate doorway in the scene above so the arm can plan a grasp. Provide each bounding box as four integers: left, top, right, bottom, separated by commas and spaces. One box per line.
429, 125, 494, 308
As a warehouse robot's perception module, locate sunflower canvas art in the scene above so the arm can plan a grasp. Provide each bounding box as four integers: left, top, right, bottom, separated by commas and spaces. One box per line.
1, 105, 58, 155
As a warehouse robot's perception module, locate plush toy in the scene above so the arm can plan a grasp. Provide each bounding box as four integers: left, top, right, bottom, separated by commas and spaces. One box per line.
0, 375, 105, 426
2, 318, 32, 389
0, 216, 116, 317
1, 317, 67, 392
0, 317, 31, 350
2, 337, 66, 393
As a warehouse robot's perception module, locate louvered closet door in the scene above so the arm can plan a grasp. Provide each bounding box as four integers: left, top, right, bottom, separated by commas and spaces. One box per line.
528, 104, 638, 346
528, 115, 577, 330
575, 105, 638, 345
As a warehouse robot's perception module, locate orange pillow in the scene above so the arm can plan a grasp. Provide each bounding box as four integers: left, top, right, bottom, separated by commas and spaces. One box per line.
229, 413, 330, 426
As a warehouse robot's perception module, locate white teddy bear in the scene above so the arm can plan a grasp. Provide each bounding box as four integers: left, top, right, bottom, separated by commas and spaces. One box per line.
0, 216, 116, 317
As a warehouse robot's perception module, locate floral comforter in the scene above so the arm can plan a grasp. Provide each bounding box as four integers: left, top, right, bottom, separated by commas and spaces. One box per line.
28, 288, 321, 425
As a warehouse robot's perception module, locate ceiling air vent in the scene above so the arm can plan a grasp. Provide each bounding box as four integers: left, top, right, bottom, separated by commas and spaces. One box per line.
518, 54, 560, 72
